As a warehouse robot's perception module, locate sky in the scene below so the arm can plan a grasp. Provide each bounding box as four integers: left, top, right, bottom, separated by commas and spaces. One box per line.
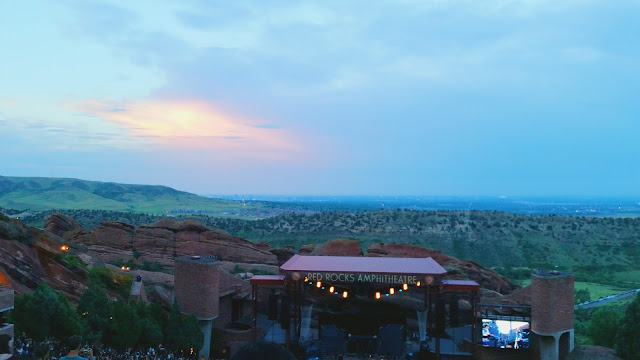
1, 0, 639, 196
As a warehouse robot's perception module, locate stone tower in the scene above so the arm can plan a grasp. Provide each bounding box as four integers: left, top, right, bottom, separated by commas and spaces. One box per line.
174, 255, 220, 359
530, 270, 574, 360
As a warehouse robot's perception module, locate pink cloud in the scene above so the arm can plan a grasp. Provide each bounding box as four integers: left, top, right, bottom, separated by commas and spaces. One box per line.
73, 98, 307, 162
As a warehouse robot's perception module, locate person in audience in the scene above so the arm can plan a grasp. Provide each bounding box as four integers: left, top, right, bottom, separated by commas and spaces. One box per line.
34, 343, 50, 360
59, 336, 90, 360
231, 341, 295, 360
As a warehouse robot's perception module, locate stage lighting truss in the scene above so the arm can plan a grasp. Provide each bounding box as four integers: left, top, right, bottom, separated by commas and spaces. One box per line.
303, 281, 418, 299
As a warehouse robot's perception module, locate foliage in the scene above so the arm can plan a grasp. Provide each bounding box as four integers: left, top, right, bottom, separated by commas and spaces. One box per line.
12, 283, 84, 341
615, 294, 640, 359
165, 302, 204, 354
89, 267, 133, 299
54, 253, 88, 271
78, 285, 110, 342
140, 318, 163, 347
141, 260, 163, 272
586, 308, 620, 347
103, 301, 142, 351
493, 267, 532, 281
575, 289, 591, 304
231, 265, 245, 274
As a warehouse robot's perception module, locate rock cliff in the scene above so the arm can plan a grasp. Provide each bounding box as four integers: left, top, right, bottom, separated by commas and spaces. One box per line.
366, 243, 521, 294
46, 213, 278, 268
0, 215, 89, 300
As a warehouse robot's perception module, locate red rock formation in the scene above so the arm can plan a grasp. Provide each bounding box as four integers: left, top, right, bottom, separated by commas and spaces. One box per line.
306, 239, 363, 256
0, 218, 89, 300
366, 242, 521, 295
43, 212, 88, 239
47, 215, 278, 269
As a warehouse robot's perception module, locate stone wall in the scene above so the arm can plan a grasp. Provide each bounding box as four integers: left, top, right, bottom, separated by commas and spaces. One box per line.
531, 272, 574, 335
174, 256, 220, 320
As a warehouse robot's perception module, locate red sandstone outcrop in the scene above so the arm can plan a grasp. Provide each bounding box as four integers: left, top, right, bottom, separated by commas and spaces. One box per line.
302, 239, 363, 256
270, 246, 296, 265
0, 218, 89, 300
48, 215, 278, 269
366, 243, 520, 295
44, 212, 88, 239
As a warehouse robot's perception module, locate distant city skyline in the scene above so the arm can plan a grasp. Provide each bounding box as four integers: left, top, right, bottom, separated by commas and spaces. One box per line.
1, 1, 639, 196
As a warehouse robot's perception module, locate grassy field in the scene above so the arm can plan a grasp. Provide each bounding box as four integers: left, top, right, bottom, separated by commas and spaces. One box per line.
518, 279, 633, 301
0, 176, 263, 215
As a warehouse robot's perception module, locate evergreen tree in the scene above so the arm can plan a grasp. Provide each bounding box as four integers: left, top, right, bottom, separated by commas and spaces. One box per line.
616, 294, 640, 360
78, 285, 110, 342
164, 302, 204, 354
11, 283, 84, 341
103, 301, 142, 351
587, 308, 620, 348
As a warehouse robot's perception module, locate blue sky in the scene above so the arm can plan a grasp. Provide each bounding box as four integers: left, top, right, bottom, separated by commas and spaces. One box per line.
1, 1, 639, 196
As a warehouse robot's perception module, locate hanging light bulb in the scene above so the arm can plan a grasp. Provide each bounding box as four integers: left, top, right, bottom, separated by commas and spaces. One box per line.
403, 283, 408, 291
390, 288, 395, 295
316, 281, 322, 288
329, 286, 335, 293
342, 291, 348, 298
375, 292, 381, 300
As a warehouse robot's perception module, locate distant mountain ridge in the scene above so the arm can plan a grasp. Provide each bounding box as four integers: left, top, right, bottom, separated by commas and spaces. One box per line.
0, 176, 253, 214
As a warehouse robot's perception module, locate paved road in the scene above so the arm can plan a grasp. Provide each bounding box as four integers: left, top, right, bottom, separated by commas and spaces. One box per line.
574, 289, 640, 310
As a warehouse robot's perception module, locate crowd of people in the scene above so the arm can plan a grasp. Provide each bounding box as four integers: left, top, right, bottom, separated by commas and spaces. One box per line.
0, 333, 202, 360
0, 333, 295, 360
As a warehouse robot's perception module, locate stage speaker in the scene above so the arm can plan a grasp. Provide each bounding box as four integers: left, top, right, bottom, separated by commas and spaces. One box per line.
268, 294, 278, 320
280, 294, 291, 329
450, 296, 458, 327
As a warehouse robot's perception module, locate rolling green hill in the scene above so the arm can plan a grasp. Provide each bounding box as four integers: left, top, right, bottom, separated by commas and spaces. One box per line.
0, 176, 261, 214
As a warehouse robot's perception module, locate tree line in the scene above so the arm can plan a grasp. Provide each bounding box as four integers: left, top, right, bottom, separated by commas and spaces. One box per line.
9, 280, 203, 353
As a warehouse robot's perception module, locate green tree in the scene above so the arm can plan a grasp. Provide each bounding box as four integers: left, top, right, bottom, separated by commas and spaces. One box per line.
140, 318, 163, 348
574, 289, 591, 304
165, 302, 204, 354
103, 301, 142, 351
586, 308, 620, 347
89, 267, 133, 299
11, 283, 84, 341
616, 294, 640, 359
78, 285, 110, 342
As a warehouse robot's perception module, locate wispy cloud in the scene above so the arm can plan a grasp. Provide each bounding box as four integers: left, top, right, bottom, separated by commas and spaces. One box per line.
72, 98, 307, 161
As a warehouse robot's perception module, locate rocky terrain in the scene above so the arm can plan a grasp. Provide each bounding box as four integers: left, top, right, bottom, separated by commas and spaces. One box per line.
1, 213, 522, 307
0, 213, 90, 300
44, 213, 278, 269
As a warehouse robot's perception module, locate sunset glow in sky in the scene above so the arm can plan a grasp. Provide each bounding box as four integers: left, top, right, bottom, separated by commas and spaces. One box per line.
1, 1, 639, 196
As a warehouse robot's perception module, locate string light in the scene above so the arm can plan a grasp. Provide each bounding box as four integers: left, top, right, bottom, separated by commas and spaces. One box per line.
416, 281, 421, 287
329, 286, 335, 293
316, 281, 322, 288
342, 291, 348, 298
304, 277, 308, 282
375, 292, 381, 300
389, 288, 395, 295
403, 283, 408, 291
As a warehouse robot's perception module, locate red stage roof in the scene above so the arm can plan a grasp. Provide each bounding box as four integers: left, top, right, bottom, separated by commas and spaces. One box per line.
249, 274, 286, 287
442, 279, 480, 291
280, 254, 447, 275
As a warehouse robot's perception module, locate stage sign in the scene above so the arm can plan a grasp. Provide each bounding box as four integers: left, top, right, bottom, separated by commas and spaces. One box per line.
301, 272, 428, 285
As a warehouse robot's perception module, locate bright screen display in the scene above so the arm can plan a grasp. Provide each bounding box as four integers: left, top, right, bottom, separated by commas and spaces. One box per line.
482, 319, 529, 349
